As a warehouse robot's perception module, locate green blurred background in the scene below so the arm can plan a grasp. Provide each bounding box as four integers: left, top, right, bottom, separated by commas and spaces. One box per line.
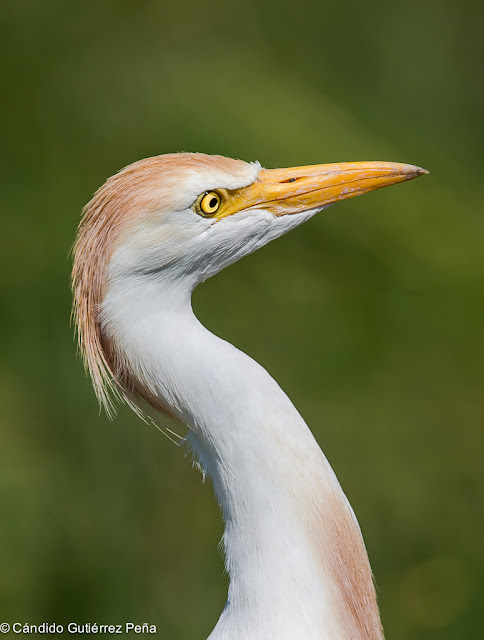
1, 1, 483, 638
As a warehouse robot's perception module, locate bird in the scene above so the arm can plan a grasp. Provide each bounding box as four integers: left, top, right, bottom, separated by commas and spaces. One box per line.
71, 153, 427, 640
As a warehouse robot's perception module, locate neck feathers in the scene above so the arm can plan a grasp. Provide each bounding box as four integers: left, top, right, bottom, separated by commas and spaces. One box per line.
99, 283, 384, 639
309, 484, 384, 639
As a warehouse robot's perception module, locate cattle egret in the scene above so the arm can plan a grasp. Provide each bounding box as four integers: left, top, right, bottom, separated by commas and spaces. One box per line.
72, 153, 427, 639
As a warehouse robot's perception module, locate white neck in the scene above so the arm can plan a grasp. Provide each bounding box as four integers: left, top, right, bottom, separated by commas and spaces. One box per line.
102, 277, 383, 640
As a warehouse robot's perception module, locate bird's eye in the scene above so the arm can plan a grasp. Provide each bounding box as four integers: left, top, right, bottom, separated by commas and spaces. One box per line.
196, 191, 222, 217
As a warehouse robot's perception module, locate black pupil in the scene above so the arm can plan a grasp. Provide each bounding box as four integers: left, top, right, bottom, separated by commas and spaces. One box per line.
209, 197, 218, 209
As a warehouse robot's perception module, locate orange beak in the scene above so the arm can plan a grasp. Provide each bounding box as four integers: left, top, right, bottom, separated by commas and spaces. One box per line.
219, 161, 428, 218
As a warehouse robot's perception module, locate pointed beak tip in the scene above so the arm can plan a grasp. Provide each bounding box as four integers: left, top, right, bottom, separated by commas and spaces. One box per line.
408, 164, 429, 177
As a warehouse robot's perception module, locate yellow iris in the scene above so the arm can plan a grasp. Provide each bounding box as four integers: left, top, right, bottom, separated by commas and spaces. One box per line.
196, 191, 222, 217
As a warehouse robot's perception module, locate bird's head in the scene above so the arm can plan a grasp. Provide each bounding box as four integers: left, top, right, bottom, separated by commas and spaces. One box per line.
72, 152, 427, 415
